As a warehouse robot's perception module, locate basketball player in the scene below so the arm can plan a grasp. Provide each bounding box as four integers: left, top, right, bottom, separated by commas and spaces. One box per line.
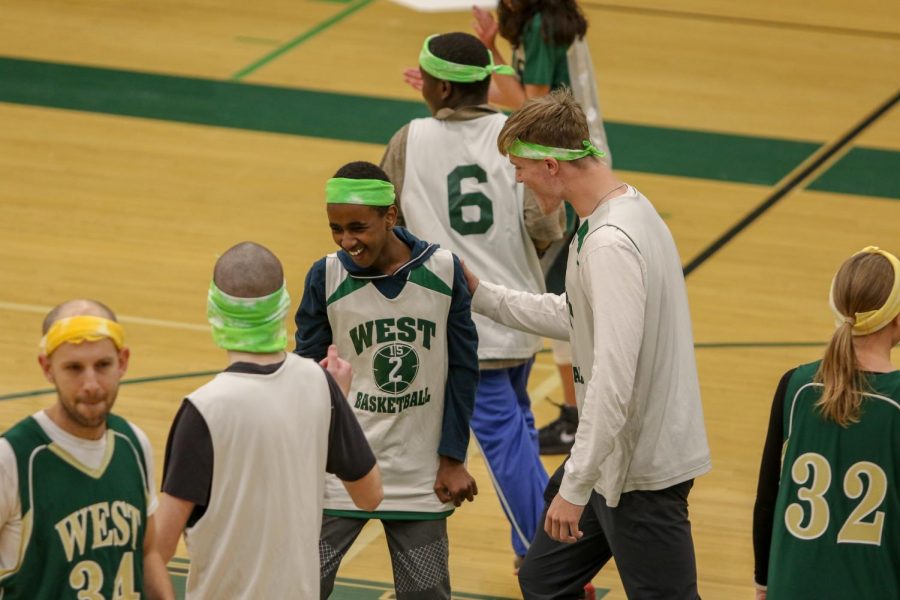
154, 241, 382, 599
464, 90, 711, 598
753, 246, 899, 599
294, 161, 480, 599
382, 31, 562, 564
0, 300, 174, 599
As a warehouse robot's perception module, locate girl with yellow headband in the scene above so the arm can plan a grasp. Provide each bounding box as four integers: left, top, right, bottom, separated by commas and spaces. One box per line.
753, 246, 900, 600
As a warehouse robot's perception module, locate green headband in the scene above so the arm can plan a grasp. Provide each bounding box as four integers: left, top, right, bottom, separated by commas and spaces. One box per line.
326, 178, 395, 206
419, 34, 515, 83
207, 280, 290, 353
507, 139, 606, 161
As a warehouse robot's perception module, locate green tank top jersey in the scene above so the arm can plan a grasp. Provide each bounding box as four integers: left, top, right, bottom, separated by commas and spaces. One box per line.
0, 414, 149, 599
768, 361, 899, 599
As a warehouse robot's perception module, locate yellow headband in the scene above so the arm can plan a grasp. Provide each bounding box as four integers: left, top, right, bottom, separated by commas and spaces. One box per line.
829, 246, 900, 336
40, 316, 125, 356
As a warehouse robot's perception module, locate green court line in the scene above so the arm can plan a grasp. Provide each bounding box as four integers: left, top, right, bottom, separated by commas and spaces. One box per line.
231, 0, 375, 80
0, 56, 897, 197
807, 147, 900, 200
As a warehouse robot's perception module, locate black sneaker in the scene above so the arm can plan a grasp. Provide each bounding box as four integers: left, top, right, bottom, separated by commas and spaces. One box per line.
538, 403, 579, 455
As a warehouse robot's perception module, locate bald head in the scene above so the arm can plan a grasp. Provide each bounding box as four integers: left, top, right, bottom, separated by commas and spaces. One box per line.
214, 242, 284, 298
42, 299, 117, 335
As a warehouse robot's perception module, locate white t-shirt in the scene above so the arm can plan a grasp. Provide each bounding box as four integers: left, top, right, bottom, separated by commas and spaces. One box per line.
0, 411, 157, 570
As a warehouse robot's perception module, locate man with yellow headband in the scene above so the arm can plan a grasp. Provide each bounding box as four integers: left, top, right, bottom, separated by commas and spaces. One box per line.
153, 241, 381, 599
0, 300, 174, 599
753, 246, 899, 600
463, 89, 711, 598
381, 31, 564, 567
295, 161, 480, 599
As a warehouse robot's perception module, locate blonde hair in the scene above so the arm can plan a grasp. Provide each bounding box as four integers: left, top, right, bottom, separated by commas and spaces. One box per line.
815, 252, 895, 425
497, 88, 590, 156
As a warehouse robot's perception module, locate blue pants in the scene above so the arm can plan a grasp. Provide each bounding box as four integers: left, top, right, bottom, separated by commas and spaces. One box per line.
470, 360, 549, 557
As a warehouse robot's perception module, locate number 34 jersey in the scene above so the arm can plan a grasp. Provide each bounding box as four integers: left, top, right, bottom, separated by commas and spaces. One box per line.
399, 112, 545, 361
769, 361, 899, 599
323, 248, 455, 514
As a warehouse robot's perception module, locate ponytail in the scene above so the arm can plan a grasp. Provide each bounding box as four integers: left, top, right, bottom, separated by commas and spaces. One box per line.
814, 320, 863, 426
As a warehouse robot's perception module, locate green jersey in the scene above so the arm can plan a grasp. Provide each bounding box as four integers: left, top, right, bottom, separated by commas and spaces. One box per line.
768, 361, 899, 599
0, 414, 149, 599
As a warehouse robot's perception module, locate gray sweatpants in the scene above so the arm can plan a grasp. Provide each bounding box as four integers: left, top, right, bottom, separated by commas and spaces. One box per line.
518, 464, 700, 599
319, 515, 450, 599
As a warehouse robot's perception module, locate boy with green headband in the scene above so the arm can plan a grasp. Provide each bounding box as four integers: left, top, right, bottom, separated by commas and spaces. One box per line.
0, 300, 174, 599
382, 31, 562, 567
295, 161, 480, 599
465, 89, 711, 598
155, 241, 381, 599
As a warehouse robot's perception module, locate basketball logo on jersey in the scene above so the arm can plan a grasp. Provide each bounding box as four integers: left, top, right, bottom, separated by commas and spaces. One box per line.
373, 342, 419, 393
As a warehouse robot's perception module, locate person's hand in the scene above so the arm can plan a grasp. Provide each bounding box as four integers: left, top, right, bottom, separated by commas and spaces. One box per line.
319, 344, 352, 397
472, 6, 499, 49
544, 493, 585, 543
434, 456, 478, 506
460, 259, 480, 295
403, 67, 424, 91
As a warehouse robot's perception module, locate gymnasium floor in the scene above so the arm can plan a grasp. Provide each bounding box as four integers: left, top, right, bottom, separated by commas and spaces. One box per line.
1, 0, 898, 597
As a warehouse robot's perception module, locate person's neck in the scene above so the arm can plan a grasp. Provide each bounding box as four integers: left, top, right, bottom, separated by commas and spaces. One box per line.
853, 330, 896, 373
373, 232, 413, 275
227, 350, 286, 367
563, 162, 626, 219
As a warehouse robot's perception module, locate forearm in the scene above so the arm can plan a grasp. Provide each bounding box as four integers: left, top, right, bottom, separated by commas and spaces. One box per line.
143, 515, 175, 599
472, 280, 569, 340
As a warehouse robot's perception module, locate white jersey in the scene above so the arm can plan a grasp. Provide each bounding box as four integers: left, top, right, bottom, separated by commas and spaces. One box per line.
400, 113, 544, 360
183, 353, 332, 599
324, 249, 454, 513
473, 187, 711, 506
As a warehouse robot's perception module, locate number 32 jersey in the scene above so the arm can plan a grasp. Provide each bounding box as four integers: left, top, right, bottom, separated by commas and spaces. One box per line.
769, 361, 899, 599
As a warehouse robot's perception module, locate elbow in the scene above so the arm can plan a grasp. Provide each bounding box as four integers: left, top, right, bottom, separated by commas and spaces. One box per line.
356, 488, 384, 512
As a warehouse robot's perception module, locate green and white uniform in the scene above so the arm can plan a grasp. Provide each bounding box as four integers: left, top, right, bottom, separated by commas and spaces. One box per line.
767, 362, 899, 599
323, 248, 455, 515
0, 412, 150, 599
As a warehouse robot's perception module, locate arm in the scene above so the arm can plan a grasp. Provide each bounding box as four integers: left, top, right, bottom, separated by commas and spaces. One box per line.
156, 400, 212, 562
433, 257, 480, 505
341, 466, 383, 512
380, 125, 410, 222
471, 279, 569, 340
752, 369, 793, 591
294, 259, 333, 361
0, 439, 21, 569
153, 494, 194, 566
556, 237, 645, 506
323, 369, 383, 511
142, 514, 176, 599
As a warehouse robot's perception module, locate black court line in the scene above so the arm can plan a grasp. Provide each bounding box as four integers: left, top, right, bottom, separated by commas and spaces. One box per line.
580, 2, 900, 40
682, 89, 900, 278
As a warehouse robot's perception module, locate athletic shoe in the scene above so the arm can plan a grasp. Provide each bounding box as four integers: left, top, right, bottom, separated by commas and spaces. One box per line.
538, 403, 579, 455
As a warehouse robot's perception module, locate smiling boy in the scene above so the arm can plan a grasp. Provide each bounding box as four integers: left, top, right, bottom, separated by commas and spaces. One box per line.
294, 161, 479, 599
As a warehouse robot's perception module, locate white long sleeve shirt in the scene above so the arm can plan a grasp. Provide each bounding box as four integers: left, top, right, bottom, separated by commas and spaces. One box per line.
473, 186, 711, 506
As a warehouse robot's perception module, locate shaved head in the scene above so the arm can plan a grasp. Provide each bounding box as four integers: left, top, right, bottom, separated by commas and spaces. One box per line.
42, 299, 117, 334
214, 242, 284, 297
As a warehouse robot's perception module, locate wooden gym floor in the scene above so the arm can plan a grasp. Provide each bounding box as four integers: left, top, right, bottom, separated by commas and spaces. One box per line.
1, 0, 898, 597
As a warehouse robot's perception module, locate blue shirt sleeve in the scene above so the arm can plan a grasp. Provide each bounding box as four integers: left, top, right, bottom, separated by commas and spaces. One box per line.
438, 254, 480, 461
294, 258, 333, 362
